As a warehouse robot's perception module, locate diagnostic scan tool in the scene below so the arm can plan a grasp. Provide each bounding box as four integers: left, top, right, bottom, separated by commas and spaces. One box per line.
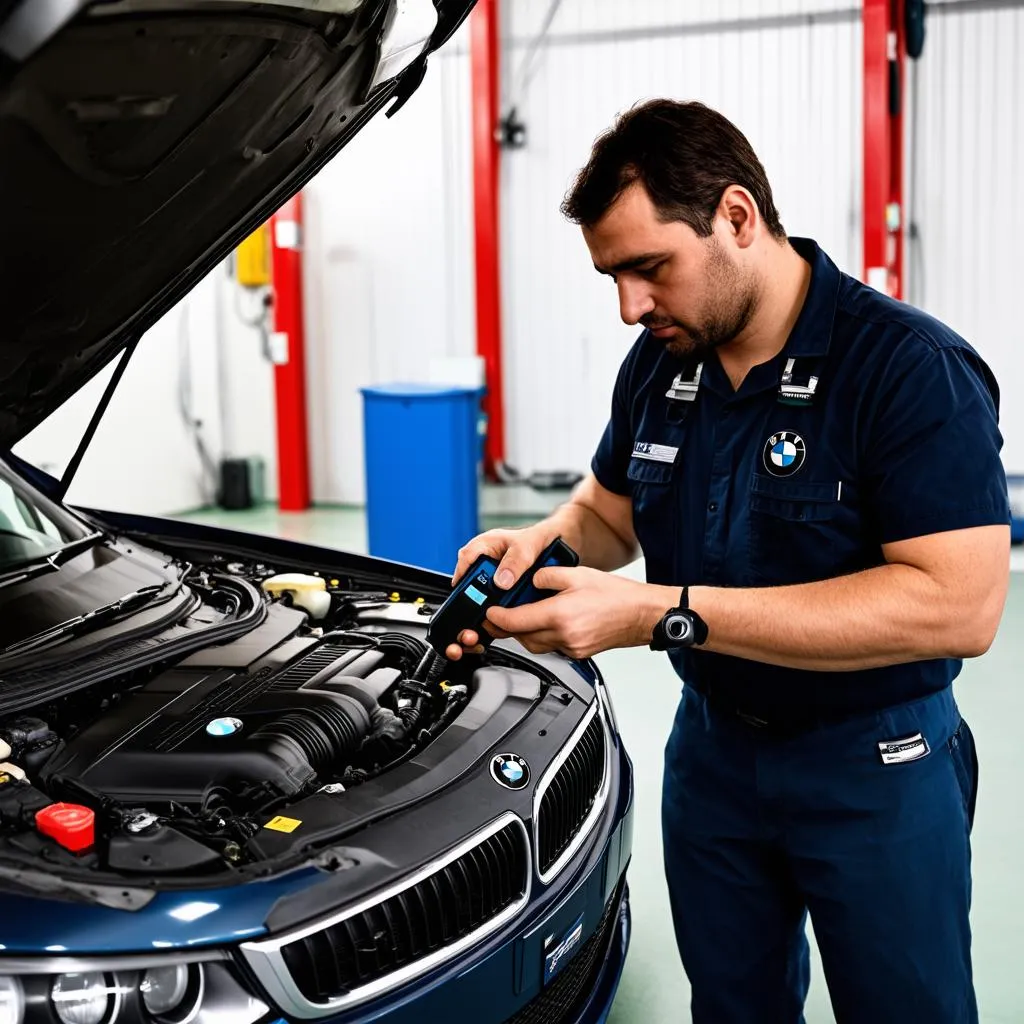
427, 538, 579, 657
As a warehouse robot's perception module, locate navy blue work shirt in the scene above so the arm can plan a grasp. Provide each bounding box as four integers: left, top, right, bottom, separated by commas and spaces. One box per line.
592, 238, 1009, 721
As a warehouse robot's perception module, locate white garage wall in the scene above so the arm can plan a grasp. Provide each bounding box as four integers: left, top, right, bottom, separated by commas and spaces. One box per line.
13, 272, 226, 516
498, 0, 862, 477
908, 1, 1024, 473
14, 1, 1022, 512
305, 0, 864, 498
302, 31, 475, 505
12, 264, 279, 517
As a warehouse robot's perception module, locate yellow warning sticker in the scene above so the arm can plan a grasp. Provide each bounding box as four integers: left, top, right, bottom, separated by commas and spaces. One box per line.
264, 815, 302, 834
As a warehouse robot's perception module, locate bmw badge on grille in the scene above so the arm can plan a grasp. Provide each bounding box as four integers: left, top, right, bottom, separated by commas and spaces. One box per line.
490, 753, 530, 790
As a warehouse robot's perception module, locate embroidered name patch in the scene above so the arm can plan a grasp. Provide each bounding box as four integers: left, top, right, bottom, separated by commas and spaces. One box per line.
878, 732, 930, 765
633, 442, 678, 464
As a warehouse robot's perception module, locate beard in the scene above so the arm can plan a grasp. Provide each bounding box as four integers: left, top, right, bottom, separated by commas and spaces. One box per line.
642, 237, 759, 359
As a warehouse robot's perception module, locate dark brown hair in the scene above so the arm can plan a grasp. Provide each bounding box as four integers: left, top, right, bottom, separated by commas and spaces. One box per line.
561, 99, 785, 239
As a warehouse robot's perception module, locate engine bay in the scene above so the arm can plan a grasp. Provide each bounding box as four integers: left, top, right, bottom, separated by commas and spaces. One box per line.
0, 551, 546, 883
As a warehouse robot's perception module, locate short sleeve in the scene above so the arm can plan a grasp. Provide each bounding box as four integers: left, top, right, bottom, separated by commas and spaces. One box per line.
590, 344, 639, 496
864, 342, 1009, 544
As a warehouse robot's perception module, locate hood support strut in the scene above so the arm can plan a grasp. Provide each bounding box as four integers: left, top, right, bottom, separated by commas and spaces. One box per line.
57, 337, 140, 501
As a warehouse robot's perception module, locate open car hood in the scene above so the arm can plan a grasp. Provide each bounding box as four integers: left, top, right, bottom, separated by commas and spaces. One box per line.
0, 0, 473, 449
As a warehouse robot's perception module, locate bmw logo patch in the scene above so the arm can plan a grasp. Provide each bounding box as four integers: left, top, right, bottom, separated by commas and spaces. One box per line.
763, 431, 806, 477
490, 753, 530, 791
206, 716, 243, 738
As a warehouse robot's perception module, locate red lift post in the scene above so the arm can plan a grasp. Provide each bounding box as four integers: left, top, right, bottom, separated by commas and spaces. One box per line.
470, 0, 506, 478
270, 193, 312, 511
863, 0, 906, 300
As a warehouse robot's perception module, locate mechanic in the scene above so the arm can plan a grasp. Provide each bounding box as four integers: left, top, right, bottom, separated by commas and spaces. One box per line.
446, 99, 1010, 1023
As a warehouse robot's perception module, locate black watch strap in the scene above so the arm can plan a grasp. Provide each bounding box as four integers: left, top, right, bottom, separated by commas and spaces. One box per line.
650, 588, 708, 651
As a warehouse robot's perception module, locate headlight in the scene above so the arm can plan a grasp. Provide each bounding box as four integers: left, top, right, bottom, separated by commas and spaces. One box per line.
0, 978, 24, 1024
50, 973, 114, 1024
0, 958, 266, 1024
140, 964, 204, 1023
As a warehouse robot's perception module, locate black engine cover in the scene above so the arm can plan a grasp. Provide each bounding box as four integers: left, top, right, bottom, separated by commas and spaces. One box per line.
41, 609, 390, 806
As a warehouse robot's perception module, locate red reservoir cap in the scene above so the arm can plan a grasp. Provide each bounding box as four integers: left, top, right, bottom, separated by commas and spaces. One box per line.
35, 803, 95, 852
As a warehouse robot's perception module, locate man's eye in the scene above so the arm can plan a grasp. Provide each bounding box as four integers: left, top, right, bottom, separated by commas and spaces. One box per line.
639, 263, 663, 279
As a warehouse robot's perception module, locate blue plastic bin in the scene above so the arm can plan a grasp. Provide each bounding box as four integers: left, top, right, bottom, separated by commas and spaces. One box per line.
361, 383, 482, 573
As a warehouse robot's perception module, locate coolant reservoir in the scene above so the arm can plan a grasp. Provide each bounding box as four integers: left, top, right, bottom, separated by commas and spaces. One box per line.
261, 574, 332, 620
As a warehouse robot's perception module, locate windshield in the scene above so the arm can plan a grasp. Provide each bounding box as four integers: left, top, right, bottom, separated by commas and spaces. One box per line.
0, 461, 90, 570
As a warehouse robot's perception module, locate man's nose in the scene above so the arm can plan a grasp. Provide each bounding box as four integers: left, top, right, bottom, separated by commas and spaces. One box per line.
617, 279, 655, 325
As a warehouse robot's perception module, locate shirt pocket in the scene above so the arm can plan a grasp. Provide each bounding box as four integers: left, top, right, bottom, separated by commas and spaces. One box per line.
627, 455, 679, 573
747, 475, 841, 584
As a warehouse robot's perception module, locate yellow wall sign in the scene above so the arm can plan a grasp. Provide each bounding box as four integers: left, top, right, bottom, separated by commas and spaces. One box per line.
236, 222, 271, 288
264, 815, 302, 834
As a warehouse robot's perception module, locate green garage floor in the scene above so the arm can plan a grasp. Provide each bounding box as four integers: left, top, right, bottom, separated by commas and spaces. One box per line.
178, 503, 1024, 1023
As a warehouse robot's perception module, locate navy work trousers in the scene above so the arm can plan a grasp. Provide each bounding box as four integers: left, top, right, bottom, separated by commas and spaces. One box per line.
662, 684, 978, 1024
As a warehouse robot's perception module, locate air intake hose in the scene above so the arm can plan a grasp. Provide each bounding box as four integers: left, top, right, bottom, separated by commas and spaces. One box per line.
248, 690, 373, 781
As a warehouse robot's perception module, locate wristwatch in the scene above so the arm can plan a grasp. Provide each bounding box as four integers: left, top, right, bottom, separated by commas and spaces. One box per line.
649, 586, 709, 651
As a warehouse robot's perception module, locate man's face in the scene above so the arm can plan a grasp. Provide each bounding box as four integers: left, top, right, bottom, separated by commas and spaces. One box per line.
582, 182, 758, 358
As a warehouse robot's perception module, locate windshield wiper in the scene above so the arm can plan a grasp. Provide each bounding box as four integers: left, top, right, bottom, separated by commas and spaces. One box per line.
0, 531, 106, 589
0, 582, 177, 659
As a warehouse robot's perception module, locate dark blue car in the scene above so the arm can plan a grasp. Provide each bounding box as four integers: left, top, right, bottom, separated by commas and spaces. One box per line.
0, 2, 633, 1022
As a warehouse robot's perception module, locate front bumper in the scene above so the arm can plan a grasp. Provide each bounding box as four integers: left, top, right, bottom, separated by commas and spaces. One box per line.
505, 881, 631, 1024
0, 680, 634, 1024
274, 741, 635, 1024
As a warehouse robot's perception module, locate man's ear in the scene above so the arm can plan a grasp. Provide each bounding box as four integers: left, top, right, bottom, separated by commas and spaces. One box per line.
717, 185, 759, 250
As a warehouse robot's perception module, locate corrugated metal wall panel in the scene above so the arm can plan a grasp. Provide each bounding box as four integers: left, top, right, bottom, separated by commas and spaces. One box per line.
304, 23, 475, 504
503, 0, 858, 38
500, 1, 861, 476
911, 3, 1024, 471
304, 0, 1024, 497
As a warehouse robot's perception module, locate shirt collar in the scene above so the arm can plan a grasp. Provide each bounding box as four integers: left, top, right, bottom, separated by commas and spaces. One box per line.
653, 237, 843, 400
780, 236, 842, 358
697, 236, 842, 401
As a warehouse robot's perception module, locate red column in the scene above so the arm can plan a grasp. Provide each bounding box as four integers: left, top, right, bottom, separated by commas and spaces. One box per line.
470, 0, 505, 478
863, 0, 906, 300
270, 194, 311, 511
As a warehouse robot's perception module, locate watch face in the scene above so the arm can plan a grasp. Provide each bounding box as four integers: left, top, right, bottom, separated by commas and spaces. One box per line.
665, 612, 694, 645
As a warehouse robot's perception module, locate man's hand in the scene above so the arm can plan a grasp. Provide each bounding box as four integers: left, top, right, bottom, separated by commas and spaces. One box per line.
444, 474, 640, 661
445, 523, 563, 660
451, 524, 560, 595
482, 566, 667, 660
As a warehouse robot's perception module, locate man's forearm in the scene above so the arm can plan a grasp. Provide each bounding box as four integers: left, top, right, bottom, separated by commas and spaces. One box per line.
544, 500, 637, 573
637, 563, 1000, 671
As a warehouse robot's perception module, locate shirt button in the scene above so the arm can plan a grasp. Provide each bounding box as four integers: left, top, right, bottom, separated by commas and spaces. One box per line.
708, 502, 719, 512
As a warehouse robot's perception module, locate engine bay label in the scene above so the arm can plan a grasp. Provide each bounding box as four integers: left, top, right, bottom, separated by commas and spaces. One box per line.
264, 815, 302, 833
